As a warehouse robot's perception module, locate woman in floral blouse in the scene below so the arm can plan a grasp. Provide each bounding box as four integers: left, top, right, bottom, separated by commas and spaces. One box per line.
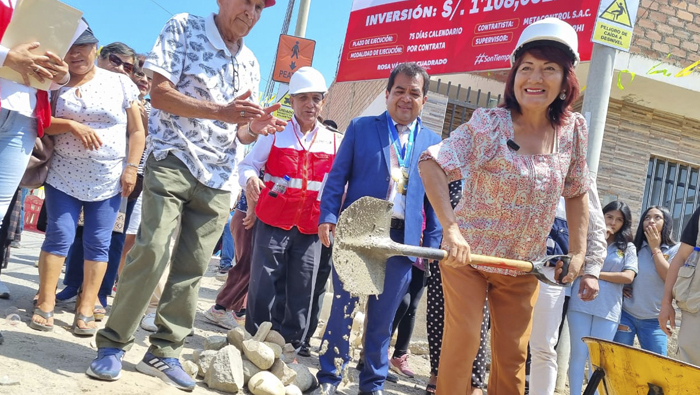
418, 18, 596, 394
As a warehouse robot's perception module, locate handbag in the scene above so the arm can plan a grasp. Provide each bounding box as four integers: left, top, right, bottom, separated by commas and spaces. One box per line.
19, 135, 54, 188
673, 214, 700, 314
19, 90, 60, 188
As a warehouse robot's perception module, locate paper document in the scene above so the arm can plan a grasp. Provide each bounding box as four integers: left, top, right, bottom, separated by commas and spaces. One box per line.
0, 0, 83, 90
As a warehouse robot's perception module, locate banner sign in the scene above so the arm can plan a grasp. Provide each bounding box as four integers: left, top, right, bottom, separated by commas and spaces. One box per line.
337, 0, 600, 82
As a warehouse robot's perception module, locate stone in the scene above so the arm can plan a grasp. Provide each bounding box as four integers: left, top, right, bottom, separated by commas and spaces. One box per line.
194, 349, 218, 377
270, 359, 297, 386
285, 384, 303, 395
409, 340, 429, 356
288, 363, 317, 392
264, 342, 283, 359
204, 335, 228, 351
280, 343, 296, 363
253, 321, 273, 342
242, 339, 275, 370
242, 358, 262, 385
181, 360, 198, 379
228, 326, 252, 351
264, 330, 285, 347
248, 371, 285, 395
204, 345, 245, 393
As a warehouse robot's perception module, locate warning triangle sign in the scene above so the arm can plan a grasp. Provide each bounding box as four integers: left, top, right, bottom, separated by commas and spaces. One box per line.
600, 0, 633, 27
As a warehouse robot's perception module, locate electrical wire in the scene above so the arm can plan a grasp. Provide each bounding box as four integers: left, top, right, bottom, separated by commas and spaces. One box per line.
147, 0, 173, 16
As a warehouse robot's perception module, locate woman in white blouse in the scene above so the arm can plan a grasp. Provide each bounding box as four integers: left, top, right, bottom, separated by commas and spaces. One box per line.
30, 26, 145, 335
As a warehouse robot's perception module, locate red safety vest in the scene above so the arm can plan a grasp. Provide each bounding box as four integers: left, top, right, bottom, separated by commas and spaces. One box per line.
255, 124, 337, 235
0, 1, 51, 136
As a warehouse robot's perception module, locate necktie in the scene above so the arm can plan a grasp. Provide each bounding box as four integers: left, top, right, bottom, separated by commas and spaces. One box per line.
397, 124, 409, 150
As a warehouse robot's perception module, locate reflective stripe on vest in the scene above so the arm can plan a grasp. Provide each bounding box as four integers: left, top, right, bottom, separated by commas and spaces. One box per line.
263, 173, 324, 192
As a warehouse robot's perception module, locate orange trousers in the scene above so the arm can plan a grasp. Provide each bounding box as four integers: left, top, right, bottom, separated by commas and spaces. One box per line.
436, 264, 539, 395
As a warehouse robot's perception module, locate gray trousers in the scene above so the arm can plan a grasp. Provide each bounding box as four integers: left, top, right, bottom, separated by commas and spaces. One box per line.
96, 154, 229, 357
245, 221, 321, 347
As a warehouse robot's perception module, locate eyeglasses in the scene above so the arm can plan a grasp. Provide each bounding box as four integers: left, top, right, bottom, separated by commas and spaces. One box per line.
107, 53, 134, 74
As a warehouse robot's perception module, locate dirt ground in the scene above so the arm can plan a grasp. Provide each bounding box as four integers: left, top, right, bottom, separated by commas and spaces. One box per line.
0, 231, 684, 395
0, 231, 430, 395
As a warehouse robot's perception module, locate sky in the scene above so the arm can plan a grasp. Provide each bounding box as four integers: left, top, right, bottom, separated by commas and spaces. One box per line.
62, 0, 354, 100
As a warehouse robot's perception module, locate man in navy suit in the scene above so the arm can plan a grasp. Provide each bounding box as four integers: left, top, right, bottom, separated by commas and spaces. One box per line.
315, 63, 442, 395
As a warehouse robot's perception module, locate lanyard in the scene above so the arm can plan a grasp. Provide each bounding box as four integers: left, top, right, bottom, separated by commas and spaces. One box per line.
291, 118, 319, 152
386, 112, 419, 168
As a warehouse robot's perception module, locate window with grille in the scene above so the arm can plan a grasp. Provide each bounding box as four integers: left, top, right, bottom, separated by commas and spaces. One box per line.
642, 157, 699, 238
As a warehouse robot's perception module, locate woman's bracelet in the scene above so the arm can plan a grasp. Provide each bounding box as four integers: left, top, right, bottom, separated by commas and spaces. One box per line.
126, 163, 139, 169
652, 249, 663, 258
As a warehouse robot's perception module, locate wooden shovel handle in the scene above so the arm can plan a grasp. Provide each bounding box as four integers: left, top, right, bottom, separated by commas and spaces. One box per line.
470, 254, 534, 272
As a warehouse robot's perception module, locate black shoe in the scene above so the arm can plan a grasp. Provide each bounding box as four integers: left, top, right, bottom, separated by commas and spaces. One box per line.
355, 360, 364, 371
298, 341, 311, 357
358, 391, 384, 395
313, 383, 337, 395
386, 371, 398, 383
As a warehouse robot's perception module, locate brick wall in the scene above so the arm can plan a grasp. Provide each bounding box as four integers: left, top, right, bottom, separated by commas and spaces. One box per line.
582, 99, 700, 220
632, 0, 700, 69
320, 79, 387, 132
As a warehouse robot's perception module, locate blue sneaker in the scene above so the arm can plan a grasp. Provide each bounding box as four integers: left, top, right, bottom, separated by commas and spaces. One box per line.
86, 347, 125, 381
136, 352, 195, 391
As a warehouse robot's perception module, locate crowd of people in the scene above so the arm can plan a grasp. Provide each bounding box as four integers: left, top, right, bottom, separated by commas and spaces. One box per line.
0, 1, 700, 394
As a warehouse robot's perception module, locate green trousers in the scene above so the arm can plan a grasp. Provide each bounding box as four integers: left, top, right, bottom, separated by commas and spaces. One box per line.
96, 154, 229, 357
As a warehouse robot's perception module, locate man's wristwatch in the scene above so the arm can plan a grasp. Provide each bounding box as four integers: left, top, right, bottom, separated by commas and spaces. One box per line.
246, 122, 257, 138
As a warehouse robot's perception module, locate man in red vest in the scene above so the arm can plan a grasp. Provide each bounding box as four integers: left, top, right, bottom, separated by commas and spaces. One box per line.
0, 0, 69, 300
239, 66, 341, 348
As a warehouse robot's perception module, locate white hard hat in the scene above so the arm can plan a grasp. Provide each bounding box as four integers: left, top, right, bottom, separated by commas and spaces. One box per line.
289, 67, 327, 95
510, 18, 580, 67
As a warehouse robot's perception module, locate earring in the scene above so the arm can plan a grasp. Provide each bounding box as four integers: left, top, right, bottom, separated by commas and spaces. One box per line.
559, 92, 567, 100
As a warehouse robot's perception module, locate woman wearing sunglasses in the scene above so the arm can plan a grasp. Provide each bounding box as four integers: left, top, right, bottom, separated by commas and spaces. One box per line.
30, 24, 145, 335
97, 42, 137, 76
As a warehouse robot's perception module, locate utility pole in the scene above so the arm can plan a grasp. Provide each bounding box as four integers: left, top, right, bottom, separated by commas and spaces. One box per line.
555, 43, 618, 393
295, 0, 311, 38
582, 44, 618, 178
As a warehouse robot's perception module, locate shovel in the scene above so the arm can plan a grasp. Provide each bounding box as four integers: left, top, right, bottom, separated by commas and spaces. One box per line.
332, 196, 571, 296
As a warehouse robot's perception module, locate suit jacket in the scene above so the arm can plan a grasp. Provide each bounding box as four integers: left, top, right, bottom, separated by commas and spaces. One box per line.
319, 111, 442, 251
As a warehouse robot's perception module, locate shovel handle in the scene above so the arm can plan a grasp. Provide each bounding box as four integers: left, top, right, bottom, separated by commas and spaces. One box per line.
394, 246, 534, 273
470, 254, 534, 272
395, 244, 449, 262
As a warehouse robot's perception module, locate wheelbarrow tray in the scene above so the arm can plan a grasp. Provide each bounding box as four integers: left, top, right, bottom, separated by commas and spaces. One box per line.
584, 337, 700, 394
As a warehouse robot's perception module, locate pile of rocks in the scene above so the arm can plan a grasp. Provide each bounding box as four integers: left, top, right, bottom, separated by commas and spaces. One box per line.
185, 322, 318, 394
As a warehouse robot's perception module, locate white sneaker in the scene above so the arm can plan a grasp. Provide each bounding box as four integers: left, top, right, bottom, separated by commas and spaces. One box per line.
203, 306, 238, 330
0, 280, 9, 299
140, 313, 157, 332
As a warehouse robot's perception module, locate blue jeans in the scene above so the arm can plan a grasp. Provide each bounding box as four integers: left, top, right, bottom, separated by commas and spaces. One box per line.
220, 211, 235, 269
317, 228, 412, 392
567, 311, 618, 395
613, 309, 667, 355
63, 198, 136, 302
0, 109, 36, 223
19, 188, 29, 233
42, 184, 121, 262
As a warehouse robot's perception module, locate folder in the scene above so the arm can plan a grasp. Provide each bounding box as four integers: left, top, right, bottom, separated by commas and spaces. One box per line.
0, 0, 83, 90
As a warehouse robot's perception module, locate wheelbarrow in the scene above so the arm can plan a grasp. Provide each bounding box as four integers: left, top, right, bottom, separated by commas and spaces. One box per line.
332, 196, 571, 296
582, 337, 700, 394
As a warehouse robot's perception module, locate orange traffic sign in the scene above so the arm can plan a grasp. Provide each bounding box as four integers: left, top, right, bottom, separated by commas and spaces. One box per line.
272, 34, 316, 83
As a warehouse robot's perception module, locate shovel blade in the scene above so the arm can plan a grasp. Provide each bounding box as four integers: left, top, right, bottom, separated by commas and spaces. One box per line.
333, 197, 396, 296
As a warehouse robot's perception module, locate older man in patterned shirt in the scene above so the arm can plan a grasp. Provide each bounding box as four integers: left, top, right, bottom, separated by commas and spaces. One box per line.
87, 0, 285, 390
